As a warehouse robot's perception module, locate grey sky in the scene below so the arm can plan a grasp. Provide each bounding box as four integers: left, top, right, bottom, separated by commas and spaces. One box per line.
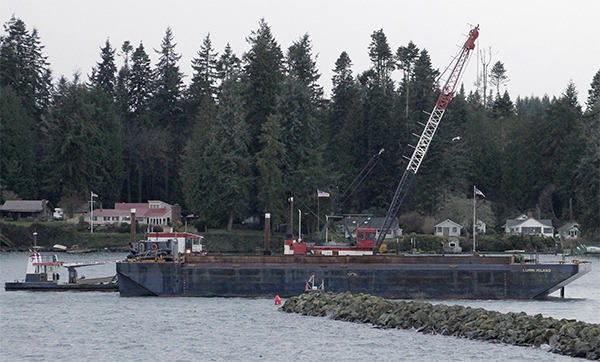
2, 0, 599, 107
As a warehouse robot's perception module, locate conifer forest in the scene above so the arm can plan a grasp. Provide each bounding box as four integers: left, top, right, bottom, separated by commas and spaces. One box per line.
1, 16, 599, 238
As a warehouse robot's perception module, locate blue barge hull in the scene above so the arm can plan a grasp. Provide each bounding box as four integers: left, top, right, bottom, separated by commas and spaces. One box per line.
116, 254, 591, 299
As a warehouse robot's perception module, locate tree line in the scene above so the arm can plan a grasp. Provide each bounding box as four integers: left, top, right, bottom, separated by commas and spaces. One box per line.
1, 16, 598, 238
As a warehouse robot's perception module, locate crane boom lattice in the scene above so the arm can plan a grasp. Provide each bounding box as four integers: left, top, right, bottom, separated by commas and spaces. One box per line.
373, 25, 479, 254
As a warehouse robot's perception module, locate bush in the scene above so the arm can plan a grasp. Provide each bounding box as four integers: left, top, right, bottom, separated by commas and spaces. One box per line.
383, 234, 445, 253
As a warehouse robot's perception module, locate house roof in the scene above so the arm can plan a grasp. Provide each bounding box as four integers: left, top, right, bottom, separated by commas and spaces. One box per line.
114, 203, 149, 211
93, 207, 170, 218
505, 216, 553, 228
91, 201, 172, 219
558, 222, 579, 232
0, 200, 48, 212
341, 216, 399, 230
435, 219, 463, 228
93, 209, 128, 217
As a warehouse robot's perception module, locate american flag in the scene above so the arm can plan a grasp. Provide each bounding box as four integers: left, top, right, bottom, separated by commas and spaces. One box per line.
317, 189, 330, 198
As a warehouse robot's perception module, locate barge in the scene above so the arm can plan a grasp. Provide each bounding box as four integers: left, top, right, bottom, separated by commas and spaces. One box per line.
116, 25, 591, 300
116, 235, 591, 299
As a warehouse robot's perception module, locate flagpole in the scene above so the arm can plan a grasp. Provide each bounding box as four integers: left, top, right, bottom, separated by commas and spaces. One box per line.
298, 209, 302, 242
90, 191, 98, 234
90, 191, 94, 234
473, 185, 476, 253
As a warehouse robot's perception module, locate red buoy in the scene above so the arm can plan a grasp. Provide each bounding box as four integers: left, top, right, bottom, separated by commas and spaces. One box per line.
274, 295, 281, 305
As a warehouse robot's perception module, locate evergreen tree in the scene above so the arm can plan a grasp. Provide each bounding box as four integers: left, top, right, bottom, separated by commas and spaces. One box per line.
216, 43, 241, 83
574, 70, 600, 236
184, 78, 251, 230
121, 42, 156, 202
115, 41, 133, 115
188, 33, 218, 109
396, 41, 419, 118
149, 27, 185, 202
0, 16, 52, 115
128, 42, 153, 117
368, 29, 395, 85
277, 77, 319, 188
242, 18, 284, 154
286, 34, 323, 104
181, 102, 218, 225
585, 69, 600, 116
489, 61, 509, 96
280, 34, 326, 207
399, 49, 440, 214
0, 86, 36, 198
0, 16, 52, 197
43, 77, 124, 205
536, 83, 584, 221
151, 27, 184, 128
409, 49, 439, 123
435, 86, 471, 200
491, 90, 515, 120
256, 114, 287, 226
90, 39, 117, 96
500, 96, 547, 212
326, 51, 363, 212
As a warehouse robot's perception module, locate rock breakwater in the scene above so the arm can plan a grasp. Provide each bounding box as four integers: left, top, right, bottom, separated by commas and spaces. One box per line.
281, 292, 600, 360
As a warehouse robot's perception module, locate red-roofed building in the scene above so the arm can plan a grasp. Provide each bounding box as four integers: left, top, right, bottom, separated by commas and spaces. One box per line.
85, 200, 181, 228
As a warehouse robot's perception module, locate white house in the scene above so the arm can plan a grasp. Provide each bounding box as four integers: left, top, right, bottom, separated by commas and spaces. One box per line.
434, 219, 463, 237
504, 214, 554, 237
557, 222, 579, 240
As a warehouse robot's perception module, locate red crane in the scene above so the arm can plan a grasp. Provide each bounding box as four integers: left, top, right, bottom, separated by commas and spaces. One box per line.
373, 25, 480, 254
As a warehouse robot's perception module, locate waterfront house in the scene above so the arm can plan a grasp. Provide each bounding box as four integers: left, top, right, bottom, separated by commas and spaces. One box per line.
504, 213, 554, 237
84, 200, 181, 228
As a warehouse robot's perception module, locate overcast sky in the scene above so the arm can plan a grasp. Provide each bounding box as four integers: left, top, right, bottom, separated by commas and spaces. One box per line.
2, 0, 599, 107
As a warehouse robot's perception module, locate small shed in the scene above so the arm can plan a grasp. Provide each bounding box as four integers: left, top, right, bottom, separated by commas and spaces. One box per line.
434, 219, 463, 237
557, 222, 579, 240
0, 200, 52, 221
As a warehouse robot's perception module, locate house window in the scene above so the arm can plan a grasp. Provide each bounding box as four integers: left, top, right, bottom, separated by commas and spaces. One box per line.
569, 230, 577, 237
543, 228, 553, 234
436, 227, 443, 233
452, 227, 457, 233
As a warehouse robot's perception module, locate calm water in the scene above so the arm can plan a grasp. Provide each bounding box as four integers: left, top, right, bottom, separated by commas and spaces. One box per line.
1, 252, 598, 361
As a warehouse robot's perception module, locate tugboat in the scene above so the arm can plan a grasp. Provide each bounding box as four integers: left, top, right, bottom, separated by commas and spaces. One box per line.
4, 251, 118, 292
